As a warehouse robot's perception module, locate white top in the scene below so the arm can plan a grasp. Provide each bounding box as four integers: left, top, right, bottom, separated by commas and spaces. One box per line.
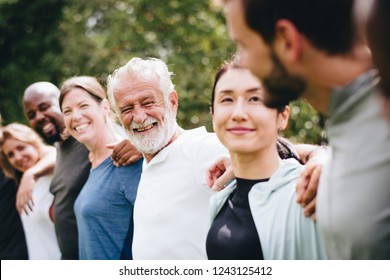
21, 175, 61, 260
132, 127, 228, 259
210, 159, 327, 260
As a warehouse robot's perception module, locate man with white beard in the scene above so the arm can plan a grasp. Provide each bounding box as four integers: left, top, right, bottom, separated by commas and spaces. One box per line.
107, 57, 228, 259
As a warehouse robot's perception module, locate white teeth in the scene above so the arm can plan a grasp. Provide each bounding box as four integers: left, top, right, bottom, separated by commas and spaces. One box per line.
135, 123, 154, 132
42, 123, 54, 133
75, 123, 89, 132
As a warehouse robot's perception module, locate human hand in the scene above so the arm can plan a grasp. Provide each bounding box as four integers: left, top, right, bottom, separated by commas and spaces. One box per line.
107, 139, 143, 166
16, 170, 35, 215
296, 147, 328, 221
206, 155, 234, 191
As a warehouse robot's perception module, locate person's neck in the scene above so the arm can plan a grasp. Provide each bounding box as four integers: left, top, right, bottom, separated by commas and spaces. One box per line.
302, 43, 373, 115
143, 125, 184, 163
230, 147, 281, 180
87, 125, 120, 168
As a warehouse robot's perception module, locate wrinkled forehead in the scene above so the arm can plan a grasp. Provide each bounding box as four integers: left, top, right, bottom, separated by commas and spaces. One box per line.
114, 75, 162, 98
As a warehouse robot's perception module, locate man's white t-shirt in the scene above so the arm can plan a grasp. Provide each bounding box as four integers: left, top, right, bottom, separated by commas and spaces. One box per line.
132, 127, 227, 259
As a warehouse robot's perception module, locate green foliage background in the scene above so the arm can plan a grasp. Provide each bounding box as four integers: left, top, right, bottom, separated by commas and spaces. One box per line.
0, 0, 325, 144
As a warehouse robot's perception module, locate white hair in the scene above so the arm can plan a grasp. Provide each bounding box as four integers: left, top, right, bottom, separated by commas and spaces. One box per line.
107, 57, 175, 115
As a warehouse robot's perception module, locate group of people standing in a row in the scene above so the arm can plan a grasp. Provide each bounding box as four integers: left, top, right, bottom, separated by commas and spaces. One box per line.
0, 56, 324, 260
0, 77, 143, 259
1, 0, 390, 260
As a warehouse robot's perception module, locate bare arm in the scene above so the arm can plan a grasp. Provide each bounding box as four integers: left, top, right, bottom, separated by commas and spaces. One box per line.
294, 144, 326, 164
16, 145, 56, 214
295, 144, 329, 221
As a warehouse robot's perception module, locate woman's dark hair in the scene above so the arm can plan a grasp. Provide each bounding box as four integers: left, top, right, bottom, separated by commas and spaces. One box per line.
277, 136, 303, 164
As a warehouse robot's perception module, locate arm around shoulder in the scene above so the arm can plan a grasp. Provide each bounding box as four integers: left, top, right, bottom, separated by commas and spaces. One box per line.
16, 145, 56, 214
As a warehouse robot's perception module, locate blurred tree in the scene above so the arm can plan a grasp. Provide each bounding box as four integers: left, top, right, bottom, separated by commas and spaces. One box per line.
284, 100, 326, 145
0, 0, 324, 144
0, 0, 67, 124
58, 0, 236, 129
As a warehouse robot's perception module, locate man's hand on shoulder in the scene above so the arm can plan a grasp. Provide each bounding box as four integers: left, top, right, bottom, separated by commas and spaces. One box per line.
107, 139, 143, 167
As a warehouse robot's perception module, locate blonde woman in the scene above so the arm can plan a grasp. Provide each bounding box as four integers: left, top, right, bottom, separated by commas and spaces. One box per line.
0, 123, 60, 259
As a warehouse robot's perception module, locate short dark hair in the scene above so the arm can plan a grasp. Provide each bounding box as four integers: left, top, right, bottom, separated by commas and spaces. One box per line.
242, 0, 355, 55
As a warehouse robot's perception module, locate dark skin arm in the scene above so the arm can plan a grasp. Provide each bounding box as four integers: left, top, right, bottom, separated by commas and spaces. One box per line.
107, 139, 143, 166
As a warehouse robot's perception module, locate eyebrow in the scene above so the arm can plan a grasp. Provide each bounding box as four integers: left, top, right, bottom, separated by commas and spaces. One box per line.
217, 87, 261, 94
62, 100, 89, 110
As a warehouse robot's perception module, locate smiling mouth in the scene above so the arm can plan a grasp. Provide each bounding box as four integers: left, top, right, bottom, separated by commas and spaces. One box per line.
74, 123, 89, 133
228, 128, 255, 134
38, 120, 57, 136
133, 123, 156, 132
42, 123, 54, 133
17, 160, 33, 171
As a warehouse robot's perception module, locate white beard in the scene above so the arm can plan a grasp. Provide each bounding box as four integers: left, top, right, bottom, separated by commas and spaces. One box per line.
125, 108, 177, 156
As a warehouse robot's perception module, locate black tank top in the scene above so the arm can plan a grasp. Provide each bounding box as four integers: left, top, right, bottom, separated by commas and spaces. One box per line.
206, 177, 269, 260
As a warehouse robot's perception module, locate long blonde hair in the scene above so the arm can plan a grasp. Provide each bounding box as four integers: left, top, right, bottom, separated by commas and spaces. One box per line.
0, 123, 47, 183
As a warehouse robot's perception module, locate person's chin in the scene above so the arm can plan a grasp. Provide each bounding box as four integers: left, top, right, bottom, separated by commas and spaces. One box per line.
43, 133, 61, 145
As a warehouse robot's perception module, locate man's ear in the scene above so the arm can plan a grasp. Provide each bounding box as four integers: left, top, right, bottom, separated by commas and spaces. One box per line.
168, 90, 179, 112
273, 19, 303, 64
